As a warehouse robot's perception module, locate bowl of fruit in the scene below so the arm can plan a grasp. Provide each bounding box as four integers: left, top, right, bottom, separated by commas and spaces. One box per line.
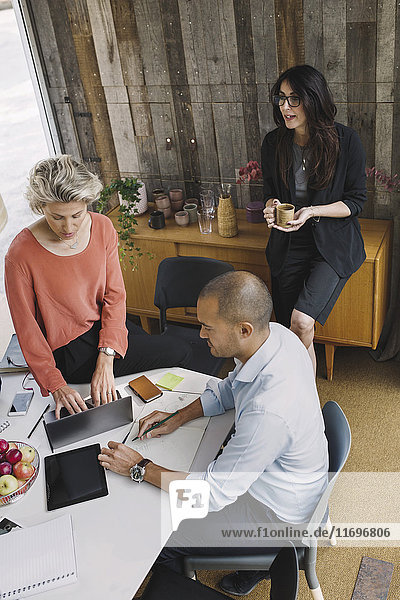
0, 439, 39, 505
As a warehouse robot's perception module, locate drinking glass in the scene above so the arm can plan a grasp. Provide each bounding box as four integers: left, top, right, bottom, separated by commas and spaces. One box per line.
197, 208, 213, 234
199, 189, 215, 217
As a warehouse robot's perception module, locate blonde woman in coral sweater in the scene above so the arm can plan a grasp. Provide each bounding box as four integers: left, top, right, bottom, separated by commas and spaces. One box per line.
5, 156, 191, 418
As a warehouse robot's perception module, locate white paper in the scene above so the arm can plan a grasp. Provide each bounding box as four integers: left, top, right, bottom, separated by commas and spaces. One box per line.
0, 514, 77, 598
123, 387, 211, 472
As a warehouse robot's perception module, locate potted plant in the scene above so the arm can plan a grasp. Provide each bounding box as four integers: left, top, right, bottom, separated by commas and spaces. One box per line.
97, 177, 147, 269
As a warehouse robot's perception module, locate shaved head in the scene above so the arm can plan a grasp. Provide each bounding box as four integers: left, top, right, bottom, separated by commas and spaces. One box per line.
199, 271, 272, 331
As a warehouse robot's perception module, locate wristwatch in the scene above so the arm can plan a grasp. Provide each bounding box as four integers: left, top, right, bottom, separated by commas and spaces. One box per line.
130, 458, 152, 483
99, 347, 116, 357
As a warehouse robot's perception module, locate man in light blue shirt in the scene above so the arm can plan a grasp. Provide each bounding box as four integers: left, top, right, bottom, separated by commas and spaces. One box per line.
99, 271, 328, 594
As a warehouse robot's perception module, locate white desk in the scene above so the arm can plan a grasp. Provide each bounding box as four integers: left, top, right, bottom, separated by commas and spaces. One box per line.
0, 368, 234, 599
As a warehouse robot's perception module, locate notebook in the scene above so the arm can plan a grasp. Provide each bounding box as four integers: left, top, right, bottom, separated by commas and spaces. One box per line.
0, 514, 77, 598
0, 334, 28, 373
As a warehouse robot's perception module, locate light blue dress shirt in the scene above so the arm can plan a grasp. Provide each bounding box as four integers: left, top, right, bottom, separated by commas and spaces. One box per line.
187, 323, 328, 523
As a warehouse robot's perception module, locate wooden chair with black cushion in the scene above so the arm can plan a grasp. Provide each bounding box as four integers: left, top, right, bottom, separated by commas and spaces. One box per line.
153, 256, 234, 376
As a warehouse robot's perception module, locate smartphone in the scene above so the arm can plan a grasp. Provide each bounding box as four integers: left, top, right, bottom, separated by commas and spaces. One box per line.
128, 375, 163, 403
8, 390, 34, 416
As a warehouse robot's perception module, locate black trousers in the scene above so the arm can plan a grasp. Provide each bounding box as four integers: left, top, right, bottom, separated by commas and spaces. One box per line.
53, 319, 193, 384
271, 222, 348, 328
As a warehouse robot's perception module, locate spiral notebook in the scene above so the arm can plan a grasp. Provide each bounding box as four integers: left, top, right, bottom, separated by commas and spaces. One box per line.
0, 514, 77, 598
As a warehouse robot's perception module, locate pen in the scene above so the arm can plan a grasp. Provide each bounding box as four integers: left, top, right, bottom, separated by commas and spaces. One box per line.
121, 428, 130, 444
132, 410, 179, 441
27, 403, 50, 439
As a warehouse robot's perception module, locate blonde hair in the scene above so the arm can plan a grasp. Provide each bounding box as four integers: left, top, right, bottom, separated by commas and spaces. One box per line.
26, 155, 103, 215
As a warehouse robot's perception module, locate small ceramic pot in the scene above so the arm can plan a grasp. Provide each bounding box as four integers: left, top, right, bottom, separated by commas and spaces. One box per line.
152, 188, 165, 201
183, 203, 198, 223
169, 188, 183, 202
160, 205, 172, 219
175, 210, 189, 226
155, 195, 171, 209
171, 199, 184, 212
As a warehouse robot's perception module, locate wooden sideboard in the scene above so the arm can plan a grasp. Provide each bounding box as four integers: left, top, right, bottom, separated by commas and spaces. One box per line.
109, 207, 392, 380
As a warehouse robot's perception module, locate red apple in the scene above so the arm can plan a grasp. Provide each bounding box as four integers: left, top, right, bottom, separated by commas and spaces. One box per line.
0, 439, 8, 454
0, 453, 7, 463
0, 474, 18, 496
13, 461, 34, 481
20, 445, 35, 463
0, 462, 12, 476
5, 449, 22, 465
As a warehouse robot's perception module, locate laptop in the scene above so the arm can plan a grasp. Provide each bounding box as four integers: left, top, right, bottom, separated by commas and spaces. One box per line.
44, 395, 133, 449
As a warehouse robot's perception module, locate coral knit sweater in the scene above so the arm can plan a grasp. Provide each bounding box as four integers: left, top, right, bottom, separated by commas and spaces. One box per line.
5, 212, 128, 396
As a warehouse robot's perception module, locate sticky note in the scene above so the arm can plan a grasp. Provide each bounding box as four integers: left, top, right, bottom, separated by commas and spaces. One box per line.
157, 373, 184, 390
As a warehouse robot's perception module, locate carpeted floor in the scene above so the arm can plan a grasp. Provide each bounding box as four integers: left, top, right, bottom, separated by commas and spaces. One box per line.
135, 344, 400, 599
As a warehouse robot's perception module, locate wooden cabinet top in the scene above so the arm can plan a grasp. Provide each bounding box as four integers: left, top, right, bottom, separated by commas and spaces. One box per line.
108, 207, 392, 261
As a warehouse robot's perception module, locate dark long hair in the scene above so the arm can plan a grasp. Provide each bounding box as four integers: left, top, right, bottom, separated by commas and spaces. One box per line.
270, 64, 339, 190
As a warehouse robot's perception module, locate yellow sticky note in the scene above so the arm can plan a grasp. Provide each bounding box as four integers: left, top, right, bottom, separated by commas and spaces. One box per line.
157, 373, 184, 391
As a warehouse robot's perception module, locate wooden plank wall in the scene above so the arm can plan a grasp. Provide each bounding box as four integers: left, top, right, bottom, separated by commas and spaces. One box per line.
26, 0, 399, 218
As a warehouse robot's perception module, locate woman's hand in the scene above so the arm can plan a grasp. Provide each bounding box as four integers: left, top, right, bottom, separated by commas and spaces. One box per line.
137, 410, 182, 439
52, 385, 88, 419
273, 206, 312, 232
90, 352, 117, 406
263, 198, 281, 228
98, 441, 143, 477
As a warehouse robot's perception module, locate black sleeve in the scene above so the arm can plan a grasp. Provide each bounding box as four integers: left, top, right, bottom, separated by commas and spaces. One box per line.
341, 129, 367, 217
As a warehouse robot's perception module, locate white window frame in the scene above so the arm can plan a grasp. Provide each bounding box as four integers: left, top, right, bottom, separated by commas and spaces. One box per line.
12, 0, 62, 155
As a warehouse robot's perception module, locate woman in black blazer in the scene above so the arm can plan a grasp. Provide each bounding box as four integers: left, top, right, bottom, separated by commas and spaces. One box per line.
262, 65, 366, 373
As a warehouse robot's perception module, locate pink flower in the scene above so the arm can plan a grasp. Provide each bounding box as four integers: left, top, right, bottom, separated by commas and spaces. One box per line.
237, 160, 262, 184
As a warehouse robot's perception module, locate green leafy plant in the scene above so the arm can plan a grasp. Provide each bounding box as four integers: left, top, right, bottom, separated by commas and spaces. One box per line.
97, 177, 144, 269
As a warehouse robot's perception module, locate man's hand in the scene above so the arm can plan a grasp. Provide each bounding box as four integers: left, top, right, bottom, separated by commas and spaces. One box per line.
137, 410, 182, 439
98, 441, 143, 477
90, 352, 117, 406
52, 385, 87, 419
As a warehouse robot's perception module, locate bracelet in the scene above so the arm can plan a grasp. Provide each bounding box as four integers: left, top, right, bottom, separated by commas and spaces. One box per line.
309, 206, 320, 222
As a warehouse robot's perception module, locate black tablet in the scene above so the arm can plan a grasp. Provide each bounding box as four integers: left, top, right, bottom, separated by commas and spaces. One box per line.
45, 443, 108, 511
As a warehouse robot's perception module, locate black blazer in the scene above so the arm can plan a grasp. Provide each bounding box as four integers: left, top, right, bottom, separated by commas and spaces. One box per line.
261, 122, 367, 278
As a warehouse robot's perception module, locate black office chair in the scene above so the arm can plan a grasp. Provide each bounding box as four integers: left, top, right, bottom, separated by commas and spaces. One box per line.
153, 256, 234, 376
183, 401, 351, 600
140, 545, 298, 600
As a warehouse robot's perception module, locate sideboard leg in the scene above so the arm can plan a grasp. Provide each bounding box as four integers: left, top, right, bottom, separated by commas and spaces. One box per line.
325, 344, 336, 381
140, 316, 152, 334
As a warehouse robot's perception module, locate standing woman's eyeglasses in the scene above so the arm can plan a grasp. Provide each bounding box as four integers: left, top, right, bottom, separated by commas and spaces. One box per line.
273, 95, 301, 107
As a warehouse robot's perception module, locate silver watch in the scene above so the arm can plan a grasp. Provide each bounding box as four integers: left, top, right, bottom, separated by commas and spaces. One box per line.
99, 346, 116, 357
129, 458, 151, 483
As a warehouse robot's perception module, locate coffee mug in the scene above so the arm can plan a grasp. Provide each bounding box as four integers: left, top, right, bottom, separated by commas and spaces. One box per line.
183, 203, 198, 223
276, 203, 295, 228
148, 210, 165, 229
